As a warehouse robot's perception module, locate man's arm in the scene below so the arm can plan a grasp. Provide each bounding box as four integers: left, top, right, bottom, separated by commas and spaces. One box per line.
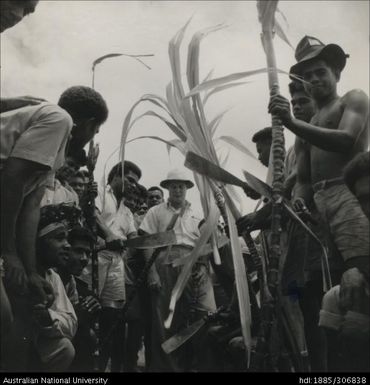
269, 90, 369, 152
293, 137, 313, 206
1, 158, 54, 303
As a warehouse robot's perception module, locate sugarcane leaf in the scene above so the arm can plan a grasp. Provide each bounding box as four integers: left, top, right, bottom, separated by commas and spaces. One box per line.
185, 68, 280, 98
219, 136, 257, 160
165, 203, 220, 329
203, 81, 250, 104
126, 135, 185, 154
275, 19, 294, 49
208, 107, 233, 138
225, 204, 252, 366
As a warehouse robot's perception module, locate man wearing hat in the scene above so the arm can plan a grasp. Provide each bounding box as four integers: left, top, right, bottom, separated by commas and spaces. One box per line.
269, 36, 369, 369
139, 168, 216, 372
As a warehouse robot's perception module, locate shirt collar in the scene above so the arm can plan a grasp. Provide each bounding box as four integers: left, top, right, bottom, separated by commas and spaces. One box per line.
166, 200, 191, 212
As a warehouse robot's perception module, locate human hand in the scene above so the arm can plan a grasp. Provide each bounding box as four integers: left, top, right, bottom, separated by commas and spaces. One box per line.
268, 94, 293, 126
3, 253, 28, 294
339, 268, 369, 314
32, 304, 53, 327
147, 270, 161, 292
1, 96, 46, 112
88, 181, 98, 199
28, 272, 55, 307
105, 237, 125, 252
293, 197, 307, 213
81, 295, 101, 314
236, 213, 258, 234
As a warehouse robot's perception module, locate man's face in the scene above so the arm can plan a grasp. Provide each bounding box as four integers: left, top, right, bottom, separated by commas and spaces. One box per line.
148, 189, 164, 208
0, 0, 38, 33
353, 176, 370, 219
69, 176, 85, 200
136, 201, 148, 216
291, 91, 316, 123
72, 120, 101, 149
67, 239, 91, 277
302, 60, 338, 101
57, 157, 79, 184
256, 140, 271, 167
40, 227, 71, 270
168, 182, 187, 206
124, 194, 138, 213
125, 170, 140, 189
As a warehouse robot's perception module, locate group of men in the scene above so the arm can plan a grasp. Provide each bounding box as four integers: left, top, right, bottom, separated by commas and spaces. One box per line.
0, 0, 369, 373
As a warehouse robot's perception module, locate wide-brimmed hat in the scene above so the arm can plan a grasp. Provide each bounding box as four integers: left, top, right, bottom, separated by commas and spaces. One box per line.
160, 168, 194, 189
290, 36, 349, 77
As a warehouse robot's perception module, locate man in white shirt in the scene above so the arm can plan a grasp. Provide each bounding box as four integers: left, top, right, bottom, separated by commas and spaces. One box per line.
139, 169, 216, 372
81, 160, 140, 371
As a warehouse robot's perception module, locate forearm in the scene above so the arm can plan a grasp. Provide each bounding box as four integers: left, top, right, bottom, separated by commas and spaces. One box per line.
0, 177, 27, 256
286, 118, 354, 152
17, 187, 45, 273
293, 182, 313, 206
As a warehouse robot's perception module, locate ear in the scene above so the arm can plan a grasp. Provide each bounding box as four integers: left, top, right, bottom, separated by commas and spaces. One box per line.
335, 69, 341, 82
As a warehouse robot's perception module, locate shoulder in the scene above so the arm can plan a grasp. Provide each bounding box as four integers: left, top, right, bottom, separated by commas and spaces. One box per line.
147, 202, 166, 216
342, 89, 369, 113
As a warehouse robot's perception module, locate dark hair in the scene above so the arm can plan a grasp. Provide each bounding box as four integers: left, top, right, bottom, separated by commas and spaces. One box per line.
107, 161, 142, 185
137, 184, 148, 199
66, 146, 87, 167
252, 127, 272, 143
148, 186, 164, 196
71, 170, 85, 180
288, 80, 306, 96
68, 226, 95, 248
39, 204, 82, 232
343, 151, 370, 194
58, 86, 108, 125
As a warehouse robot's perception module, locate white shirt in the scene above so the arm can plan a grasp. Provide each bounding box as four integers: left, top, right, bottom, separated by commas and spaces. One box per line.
36, 269, 78, 340
0, 103, 72, 172
96, 184, 136, 239
40, 178, 79, 208
140, 200, 200, 247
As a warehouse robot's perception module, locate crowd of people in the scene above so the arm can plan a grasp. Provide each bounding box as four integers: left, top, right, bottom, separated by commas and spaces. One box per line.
0, 0, 369, 373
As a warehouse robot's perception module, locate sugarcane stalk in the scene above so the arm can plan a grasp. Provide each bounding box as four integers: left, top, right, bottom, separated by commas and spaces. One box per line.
86, 140, 100, 372
254, 1, 287, 371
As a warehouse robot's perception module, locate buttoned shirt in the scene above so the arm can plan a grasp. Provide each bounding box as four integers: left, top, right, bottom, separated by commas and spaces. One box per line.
139, 200, 200, 247
96, 184, 136, 239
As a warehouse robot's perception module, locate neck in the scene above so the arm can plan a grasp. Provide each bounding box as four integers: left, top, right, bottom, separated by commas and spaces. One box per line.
169, 200, 185, 210
58, 270, 71, 285
316, 91, 339, 109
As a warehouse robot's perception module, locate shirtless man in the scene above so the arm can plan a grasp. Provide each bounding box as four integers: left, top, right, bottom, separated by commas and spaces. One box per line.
268, 36, 369, 320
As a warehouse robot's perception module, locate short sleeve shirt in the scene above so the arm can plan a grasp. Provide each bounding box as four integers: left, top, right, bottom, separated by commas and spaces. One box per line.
96, 184, 136, 239
0, 103, 72, 172
139, 201, 200, 247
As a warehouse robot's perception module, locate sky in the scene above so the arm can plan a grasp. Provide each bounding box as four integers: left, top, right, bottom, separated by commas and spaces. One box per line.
1, 0, 369, 217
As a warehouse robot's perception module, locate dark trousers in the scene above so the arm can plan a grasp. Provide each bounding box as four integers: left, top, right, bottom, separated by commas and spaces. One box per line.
99, 307, 125, 372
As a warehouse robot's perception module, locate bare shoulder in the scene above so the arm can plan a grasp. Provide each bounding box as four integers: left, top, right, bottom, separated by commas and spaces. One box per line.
342, 89, 369, 113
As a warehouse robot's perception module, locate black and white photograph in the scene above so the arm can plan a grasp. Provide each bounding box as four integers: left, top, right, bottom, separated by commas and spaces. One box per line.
0, 0, 369, 376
